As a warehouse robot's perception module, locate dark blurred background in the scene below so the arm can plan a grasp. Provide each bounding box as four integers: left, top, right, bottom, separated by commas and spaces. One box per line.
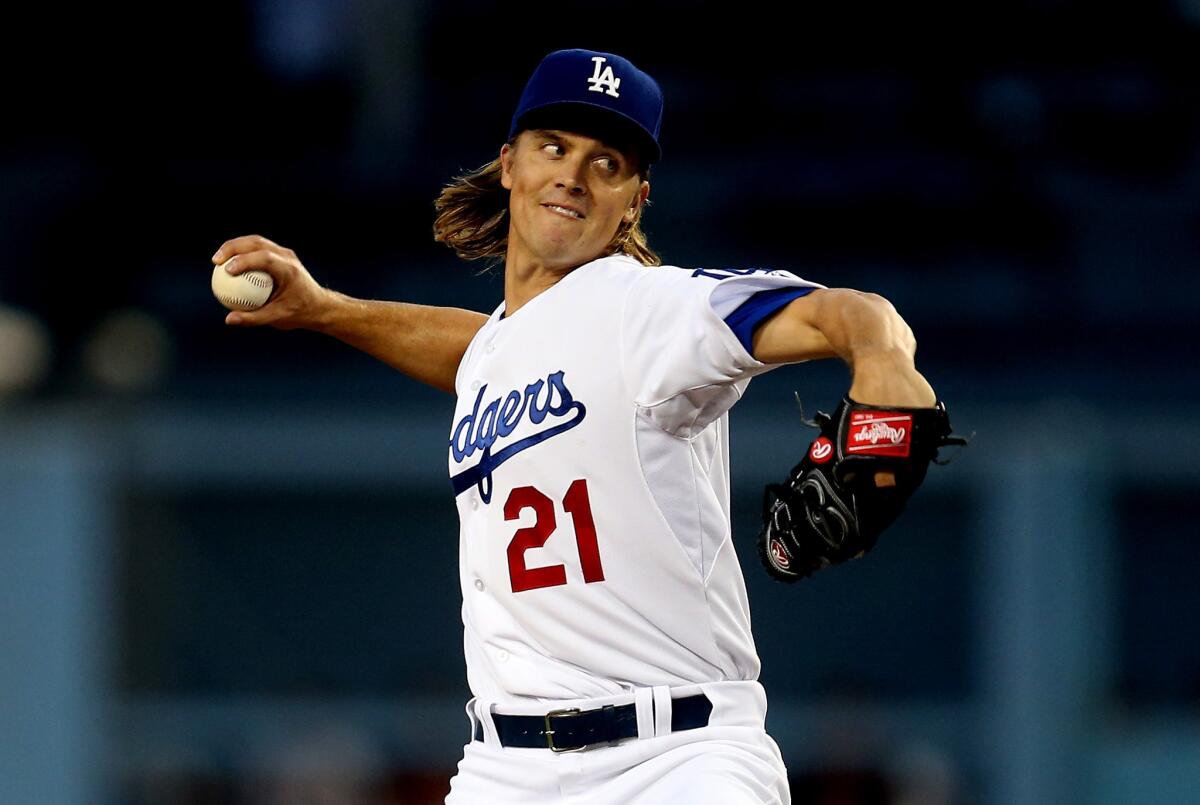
2, 2, 1198, 804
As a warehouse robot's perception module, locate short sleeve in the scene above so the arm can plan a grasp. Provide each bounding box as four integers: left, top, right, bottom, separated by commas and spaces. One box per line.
620, 266, 825, 410
724, 286, 817, 354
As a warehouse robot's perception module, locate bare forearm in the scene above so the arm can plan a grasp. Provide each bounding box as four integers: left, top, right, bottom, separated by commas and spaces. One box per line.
314, 292, 487, 394
212, 236, 487, 394
813, 290, 937, 407
804, 289, 910, 362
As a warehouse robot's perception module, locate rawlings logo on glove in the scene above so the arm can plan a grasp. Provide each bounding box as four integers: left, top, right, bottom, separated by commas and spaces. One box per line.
846, 413, 911, 455
758, 396, 967, 583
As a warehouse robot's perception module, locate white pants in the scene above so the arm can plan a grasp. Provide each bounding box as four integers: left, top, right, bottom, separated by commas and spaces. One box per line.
446, 682, 791, 805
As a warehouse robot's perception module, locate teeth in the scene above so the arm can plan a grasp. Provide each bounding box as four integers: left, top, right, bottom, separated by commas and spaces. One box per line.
547, 204, 581, 219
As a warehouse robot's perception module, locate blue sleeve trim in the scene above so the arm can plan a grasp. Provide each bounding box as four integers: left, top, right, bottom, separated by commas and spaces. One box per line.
723, 286, 816, 356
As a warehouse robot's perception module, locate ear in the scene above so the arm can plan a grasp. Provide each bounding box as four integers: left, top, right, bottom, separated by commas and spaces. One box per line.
623, 180, 650, 223
500, 143, 514, 191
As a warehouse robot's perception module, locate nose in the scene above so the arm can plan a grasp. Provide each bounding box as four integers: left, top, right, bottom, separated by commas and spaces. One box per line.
555, 155, 588, 195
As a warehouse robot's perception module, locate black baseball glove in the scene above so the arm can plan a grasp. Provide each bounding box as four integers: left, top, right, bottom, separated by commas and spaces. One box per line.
758, 395, 967, 582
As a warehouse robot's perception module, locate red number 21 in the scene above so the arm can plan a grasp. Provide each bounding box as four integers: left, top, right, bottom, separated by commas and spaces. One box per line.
504, 479, 605, 593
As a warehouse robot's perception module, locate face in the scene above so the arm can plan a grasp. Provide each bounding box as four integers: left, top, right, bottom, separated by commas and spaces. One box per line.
500, 128, 650, 272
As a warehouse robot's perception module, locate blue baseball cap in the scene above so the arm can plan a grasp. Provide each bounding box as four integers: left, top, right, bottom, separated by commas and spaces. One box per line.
508, 49, 664, 166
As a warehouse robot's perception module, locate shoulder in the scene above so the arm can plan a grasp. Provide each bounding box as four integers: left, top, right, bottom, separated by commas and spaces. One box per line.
630, 263, 824, 307
579, 254, 704, 291
572, 257, 824, 309
579, 253, 668, 279
562, 254, 682, 297
630, 262, 819, 287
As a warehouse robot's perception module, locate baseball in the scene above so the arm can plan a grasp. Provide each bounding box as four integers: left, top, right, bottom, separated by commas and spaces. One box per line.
211, 261, 274, 311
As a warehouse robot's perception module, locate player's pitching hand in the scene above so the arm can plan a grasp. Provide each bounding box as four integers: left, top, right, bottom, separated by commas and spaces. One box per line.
211, 234, 333, 330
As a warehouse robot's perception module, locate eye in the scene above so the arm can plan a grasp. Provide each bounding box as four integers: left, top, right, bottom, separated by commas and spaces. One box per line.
596, 156, 620, 174
541, 142, 564, 156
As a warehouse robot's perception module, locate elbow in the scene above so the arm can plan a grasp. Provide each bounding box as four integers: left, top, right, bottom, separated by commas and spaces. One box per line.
840, 291, 918, 361
871, 293, 918, 358
858, 291, 898, 320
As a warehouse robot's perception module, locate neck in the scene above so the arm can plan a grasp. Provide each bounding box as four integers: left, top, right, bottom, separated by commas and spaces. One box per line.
502, 237, 602, 317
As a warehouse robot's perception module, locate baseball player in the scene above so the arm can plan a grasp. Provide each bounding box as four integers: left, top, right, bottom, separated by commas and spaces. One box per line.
212, 49, 959, 804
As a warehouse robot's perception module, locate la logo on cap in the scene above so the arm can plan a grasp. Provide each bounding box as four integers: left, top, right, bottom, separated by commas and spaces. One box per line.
587, 56, 621, 98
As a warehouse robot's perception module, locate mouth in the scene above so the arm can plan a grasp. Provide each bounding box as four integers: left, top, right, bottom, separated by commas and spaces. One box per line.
541, 203, 586, 220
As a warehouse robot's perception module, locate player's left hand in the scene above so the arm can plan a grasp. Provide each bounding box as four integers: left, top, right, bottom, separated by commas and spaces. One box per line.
757, 396, 967, 582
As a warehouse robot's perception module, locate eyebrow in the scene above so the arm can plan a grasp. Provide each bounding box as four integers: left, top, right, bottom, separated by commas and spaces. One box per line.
532, 129, 590, 149
530, 129, 634, 164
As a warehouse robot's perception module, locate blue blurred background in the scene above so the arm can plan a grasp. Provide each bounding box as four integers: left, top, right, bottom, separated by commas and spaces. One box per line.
2, 2, 1199, 803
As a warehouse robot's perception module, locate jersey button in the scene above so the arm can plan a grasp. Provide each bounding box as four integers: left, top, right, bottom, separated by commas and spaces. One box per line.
473, 578, 485, 592
496, 649, 509, 662
470, 380, 481, 391
485, 343, 495, 354
471, 496, 480, 510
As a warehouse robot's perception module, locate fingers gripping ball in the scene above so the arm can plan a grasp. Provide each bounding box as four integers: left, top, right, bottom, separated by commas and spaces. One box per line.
211, 260, 274, 311
758, 396, 966, 582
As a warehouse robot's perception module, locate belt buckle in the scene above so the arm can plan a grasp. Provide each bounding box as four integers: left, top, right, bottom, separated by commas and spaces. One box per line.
544, 707, 585, 753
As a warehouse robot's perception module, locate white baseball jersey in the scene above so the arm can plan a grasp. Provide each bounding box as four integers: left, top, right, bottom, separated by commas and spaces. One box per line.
447, 254, 823, 706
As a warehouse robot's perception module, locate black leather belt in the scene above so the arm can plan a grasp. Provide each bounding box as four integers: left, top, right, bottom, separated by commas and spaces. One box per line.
473, 693, 713, 752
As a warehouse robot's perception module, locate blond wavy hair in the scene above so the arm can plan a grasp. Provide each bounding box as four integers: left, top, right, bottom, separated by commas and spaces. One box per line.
432, 140, 661, 268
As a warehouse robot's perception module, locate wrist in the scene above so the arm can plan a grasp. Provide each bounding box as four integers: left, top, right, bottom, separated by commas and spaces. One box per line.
849, 352, 936, 408
308, 288, 351, 334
